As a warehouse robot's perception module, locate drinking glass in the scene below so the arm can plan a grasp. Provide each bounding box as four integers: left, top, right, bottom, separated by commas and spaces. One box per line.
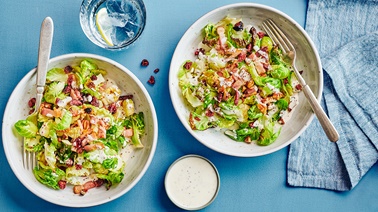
80, 0, 146, 50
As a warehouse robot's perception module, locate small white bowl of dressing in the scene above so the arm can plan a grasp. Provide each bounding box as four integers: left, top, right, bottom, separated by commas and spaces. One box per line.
165, 155, 220, 210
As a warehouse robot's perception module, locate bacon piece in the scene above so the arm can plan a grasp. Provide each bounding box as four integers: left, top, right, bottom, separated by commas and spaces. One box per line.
232, 80, 244, 90
254, 61, 266, 75
83, 143, 105, 152
122, 128, 133, 137
257, 103, 267, 114
40, 107, 56, 117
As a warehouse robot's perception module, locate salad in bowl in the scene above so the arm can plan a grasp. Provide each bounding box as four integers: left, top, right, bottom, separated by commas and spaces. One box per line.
169, 3, 322, 157
3, 53, 157, 207
14, 59, 145, 195
178, 16, 302, 146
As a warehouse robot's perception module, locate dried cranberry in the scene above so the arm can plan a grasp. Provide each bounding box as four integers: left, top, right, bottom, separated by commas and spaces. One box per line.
260, 46, 268, 52
257, 31, 265, 38
75, 164, 83, 170
205, 109, 214, 117
237, 52, 246, 62
295, 84, 303, 91
64, 66, 73, 74
58, 180, 67, 189
63, 85, 72, 94
246, 43, 252, 52
28, 98, 36, 108
91, 97, 100, 107
94, 179, 105, 187
147, 76, 155, 85
86, 81, 95, 89
141, 59, 149, 67
153, 68, 160, 73
65, 158, 74, 167
70, 99, 83, 106
194, 48, 205, 56
90, 75, 97, 80
84, 108, 92, 114
67, 74, 74, 86
233, 21, 244, 31
108, 102, 117, 114
183, 61, 192, 70
119, 95, 133, 100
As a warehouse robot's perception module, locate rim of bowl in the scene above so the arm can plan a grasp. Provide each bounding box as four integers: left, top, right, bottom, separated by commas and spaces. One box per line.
169, 3, 323, 157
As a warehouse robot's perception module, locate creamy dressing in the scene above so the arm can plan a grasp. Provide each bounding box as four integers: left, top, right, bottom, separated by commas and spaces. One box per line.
165, 155, 220, 210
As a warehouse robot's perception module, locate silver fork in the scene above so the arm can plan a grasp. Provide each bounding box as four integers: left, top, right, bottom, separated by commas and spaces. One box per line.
262, 19, 339, 142
23, 17, 54, 169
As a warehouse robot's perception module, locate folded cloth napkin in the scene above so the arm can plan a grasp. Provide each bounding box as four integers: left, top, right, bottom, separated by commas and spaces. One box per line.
287, 0, 378, 191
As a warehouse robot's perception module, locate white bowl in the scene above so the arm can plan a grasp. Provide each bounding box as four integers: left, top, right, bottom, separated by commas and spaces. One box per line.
2, 53, 158, 207
169, 3, 322, 157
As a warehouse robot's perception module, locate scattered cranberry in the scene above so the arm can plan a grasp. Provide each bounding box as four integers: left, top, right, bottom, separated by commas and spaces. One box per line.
75, 164, 83, 170
233, 21, 244, 31
28, 98, 36, 108
141, 59, 149, 67
90, 75, 97, 80
147, 76, 155, 85
153, 68, 160, 73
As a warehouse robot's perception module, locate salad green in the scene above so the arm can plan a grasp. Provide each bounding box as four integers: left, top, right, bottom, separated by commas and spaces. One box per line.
14, 59, 145, 195
178, 16, 302, 146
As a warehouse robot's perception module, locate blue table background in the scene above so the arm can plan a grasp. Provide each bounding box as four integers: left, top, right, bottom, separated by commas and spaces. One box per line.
1, 0, 377, 211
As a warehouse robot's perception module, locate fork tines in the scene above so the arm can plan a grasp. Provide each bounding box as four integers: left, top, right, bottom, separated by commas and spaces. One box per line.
261, 19, 294, 54
23, 150, 37, 170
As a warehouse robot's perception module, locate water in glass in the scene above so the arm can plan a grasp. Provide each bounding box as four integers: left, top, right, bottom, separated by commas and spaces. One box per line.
80, 0, 146, 50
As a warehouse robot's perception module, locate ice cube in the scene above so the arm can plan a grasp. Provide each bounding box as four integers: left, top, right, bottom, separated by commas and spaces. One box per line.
106, 0, 122, 14
108, 13, 130, 27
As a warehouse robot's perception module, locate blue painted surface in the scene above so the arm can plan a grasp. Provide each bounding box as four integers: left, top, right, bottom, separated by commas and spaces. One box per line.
0, 0, 377, 211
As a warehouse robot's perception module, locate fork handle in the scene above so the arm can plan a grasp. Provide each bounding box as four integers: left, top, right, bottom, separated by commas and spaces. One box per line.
37, 17, 54, 88
302, 85, 339, 142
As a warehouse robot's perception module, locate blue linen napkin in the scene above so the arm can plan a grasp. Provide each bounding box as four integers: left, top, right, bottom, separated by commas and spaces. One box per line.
287, 0, 378, 191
